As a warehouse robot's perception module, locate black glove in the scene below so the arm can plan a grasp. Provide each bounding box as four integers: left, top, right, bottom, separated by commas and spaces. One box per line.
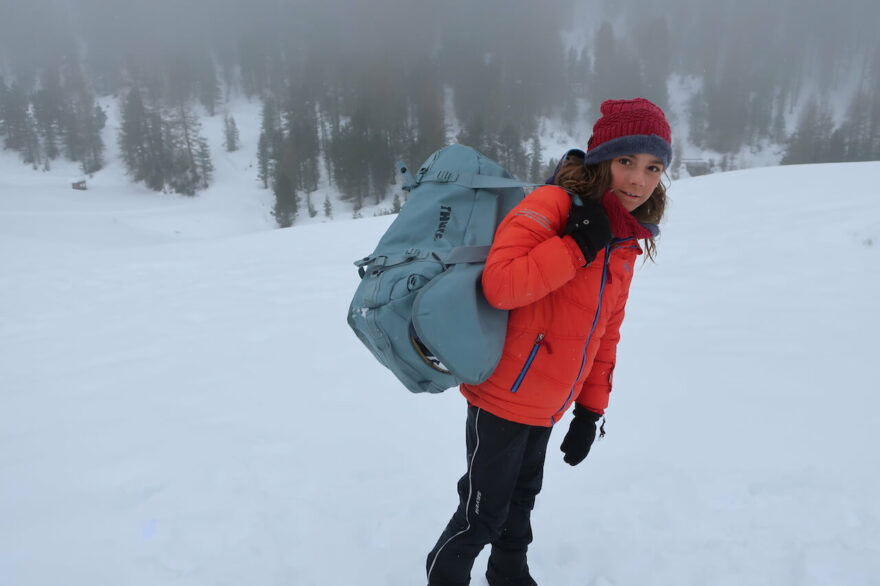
560, 404, 602, 466
564, 199, 613, 266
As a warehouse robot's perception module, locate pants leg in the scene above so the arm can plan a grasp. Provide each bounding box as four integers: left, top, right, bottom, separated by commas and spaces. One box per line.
426, 406, 537, 586
486, 424, 552, 585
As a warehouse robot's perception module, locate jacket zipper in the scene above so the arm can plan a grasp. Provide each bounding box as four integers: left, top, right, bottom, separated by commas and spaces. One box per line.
511, 333, 545, 393
552, 243, 612, 421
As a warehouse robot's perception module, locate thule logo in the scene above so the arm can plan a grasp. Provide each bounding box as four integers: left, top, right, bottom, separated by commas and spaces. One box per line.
434, 205, 452, 240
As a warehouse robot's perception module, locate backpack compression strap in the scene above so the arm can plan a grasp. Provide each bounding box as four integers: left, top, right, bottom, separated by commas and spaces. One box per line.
396, 158, 544, 193
419, 172, 542, 192
442, 246, 492, 265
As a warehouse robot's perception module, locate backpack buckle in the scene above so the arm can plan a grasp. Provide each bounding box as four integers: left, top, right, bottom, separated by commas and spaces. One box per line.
397, 160, 418, 191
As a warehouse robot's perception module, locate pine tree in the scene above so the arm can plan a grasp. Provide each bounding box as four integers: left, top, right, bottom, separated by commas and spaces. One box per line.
840, 89, 880, 161
258, 96, 281, 189
306, 192, 318, 218
61, 89, 104, 172
166, 104, 212, 195
324, 194, 333, 219
329, 121, 371, 210
367, 129, 394, 205
95, 103, 107, 129
195, 137, 213, 190
528, 135, 543, 183
32, 66, 64, 161
257, 132, 271, 188
22, 110, 43, 170
272, 169, 298, 227
770, 91, 788, 145
118, 88, 149, 181
1, 82, 30, 152
457, 117, 495, 161
496, 124, 527, 179
0, 81, 44, 167
223, 113, 240, 152
197, 55, 221, 116
79, 102, 105, 175
781, 98, 835, 164
281, 88, 320, 195
688, 88, 709, 148
827, 127, 847, 162
142, 108, 169, 192
118, 88, 180, 193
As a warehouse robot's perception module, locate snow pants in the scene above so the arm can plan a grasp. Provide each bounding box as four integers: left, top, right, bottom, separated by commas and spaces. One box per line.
426, 405, 553, 586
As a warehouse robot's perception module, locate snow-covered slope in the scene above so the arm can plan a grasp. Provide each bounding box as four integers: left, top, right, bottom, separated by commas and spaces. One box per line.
1, 159, 879, 585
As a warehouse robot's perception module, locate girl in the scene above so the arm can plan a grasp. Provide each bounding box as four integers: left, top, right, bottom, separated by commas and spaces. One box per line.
426, 98, 671, 586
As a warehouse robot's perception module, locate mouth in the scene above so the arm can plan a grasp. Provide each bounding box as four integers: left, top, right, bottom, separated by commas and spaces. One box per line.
618, 189, 643, 199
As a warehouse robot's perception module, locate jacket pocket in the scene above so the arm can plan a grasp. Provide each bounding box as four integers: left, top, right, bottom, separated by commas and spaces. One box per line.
511, 333, 545, 393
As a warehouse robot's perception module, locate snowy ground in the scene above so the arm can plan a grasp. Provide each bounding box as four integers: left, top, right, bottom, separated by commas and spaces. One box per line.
2, 156, 879, 585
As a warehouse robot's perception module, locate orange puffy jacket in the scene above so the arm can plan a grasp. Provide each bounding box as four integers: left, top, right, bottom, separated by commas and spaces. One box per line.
460, 186, 646, 427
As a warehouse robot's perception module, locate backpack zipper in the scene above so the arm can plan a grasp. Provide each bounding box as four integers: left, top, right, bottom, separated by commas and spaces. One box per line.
511, 333, 545, 393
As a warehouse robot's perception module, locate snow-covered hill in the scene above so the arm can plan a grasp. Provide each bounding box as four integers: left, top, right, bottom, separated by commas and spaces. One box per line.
1, 158, 879, 585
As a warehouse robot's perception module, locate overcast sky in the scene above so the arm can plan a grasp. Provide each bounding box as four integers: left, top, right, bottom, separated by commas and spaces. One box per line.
1, 0, 878, 88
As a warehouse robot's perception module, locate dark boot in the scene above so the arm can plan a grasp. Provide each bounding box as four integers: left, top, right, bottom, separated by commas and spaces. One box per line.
485, 549, 537, 586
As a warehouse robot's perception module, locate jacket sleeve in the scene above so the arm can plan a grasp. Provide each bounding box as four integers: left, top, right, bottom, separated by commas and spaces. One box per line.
574, 285, 630, 414
481, 187, 587, 310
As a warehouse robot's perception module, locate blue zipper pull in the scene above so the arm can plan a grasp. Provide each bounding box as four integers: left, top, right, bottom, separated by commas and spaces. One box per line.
511, 333, 545, 393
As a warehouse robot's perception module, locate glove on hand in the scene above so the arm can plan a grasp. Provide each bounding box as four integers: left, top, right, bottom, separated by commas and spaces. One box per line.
560, 404, 602, 466
564, 199, 613, 266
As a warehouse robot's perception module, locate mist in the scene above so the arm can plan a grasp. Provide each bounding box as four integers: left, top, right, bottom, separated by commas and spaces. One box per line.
3, 0, 876, 88
1, 0, 878, 206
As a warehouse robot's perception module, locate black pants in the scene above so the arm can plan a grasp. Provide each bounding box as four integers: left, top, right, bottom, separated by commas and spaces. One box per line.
426, 405, 553, 586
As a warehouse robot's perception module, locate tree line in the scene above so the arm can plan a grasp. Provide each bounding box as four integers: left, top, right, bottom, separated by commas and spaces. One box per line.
1, 0, 879, 224
0, 63, 105, 175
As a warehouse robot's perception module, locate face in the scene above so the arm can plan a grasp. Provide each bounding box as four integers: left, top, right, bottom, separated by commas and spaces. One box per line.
609, 153, 664, 212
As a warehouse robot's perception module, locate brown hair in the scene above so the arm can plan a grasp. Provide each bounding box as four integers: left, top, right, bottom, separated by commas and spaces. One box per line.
553, 156, 666, 261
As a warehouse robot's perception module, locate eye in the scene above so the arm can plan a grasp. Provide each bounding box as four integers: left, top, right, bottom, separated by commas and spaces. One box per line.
648, 165, 663, 173
616, 157, 632, 166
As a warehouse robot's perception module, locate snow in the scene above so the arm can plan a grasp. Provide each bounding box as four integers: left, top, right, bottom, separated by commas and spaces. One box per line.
2, 142, 880, 584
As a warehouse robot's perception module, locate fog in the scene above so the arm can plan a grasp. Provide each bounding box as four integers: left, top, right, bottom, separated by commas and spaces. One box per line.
3, 0, 876, 87
1, 0, 878, 196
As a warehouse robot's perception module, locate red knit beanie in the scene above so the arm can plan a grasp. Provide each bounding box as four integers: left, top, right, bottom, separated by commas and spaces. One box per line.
583, 98, 672, 168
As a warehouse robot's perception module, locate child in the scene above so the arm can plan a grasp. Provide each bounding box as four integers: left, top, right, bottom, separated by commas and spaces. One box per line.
426, 98, 671, 586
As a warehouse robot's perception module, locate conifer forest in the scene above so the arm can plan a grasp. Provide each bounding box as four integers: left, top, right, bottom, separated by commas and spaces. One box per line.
1, 0, 878, 225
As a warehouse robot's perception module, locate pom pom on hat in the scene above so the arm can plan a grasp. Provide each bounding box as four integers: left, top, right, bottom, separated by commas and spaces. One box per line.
583, 98, 672, 168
